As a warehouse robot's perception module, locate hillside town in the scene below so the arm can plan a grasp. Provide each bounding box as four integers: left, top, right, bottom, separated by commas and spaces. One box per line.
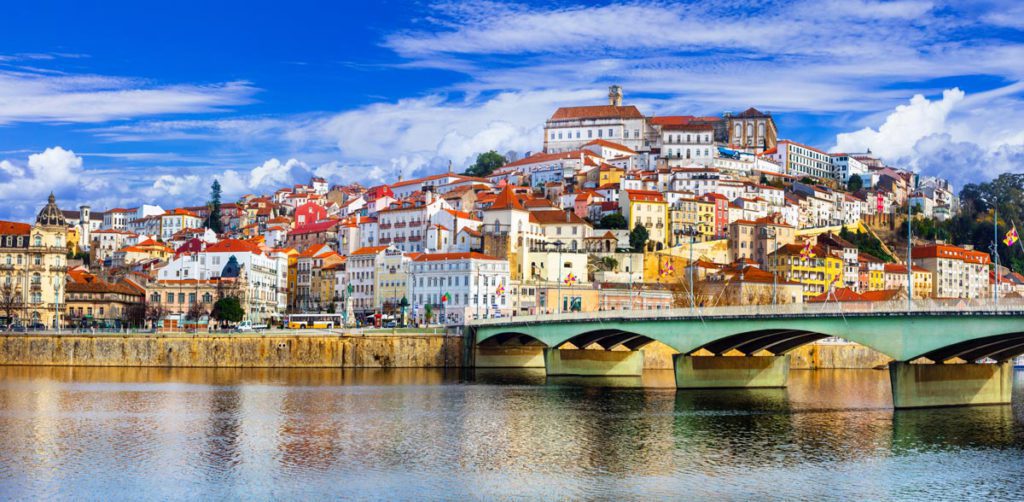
1, 86, 1020, 331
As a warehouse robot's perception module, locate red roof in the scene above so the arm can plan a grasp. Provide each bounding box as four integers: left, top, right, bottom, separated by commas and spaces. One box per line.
0, 221, 31, 235
413, 252, 503, 262
289, 219, 340, 236
808, 288, 864, 303
205, 239, 262, 254
624, 189, 665, 203
583, 139, 637, 154
549, 105, 643, 121
911, 244, 990, 264
351, 245, 390, 256
488, 184, 525, 211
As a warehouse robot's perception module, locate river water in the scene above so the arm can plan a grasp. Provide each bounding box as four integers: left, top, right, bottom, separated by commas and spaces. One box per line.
0, 366, 1022, 500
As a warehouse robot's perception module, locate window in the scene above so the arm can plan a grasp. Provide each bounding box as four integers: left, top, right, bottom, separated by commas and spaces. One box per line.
608, 128, 614, 137
167, 292, 174, 303
34, 235, 42, 246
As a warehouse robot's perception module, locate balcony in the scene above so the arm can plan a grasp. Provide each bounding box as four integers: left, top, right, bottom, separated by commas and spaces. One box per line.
408, 236, 421, 242
379, 223, 392, 229
394, 237, 406, 243
394, 222, 406, 228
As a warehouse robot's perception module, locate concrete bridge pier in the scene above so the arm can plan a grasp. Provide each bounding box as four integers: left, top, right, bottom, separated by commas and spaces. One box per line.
474, 346, 545, 368
673, 355, 790, 388
544, 348, 644, 376
889, 361, 1013, 409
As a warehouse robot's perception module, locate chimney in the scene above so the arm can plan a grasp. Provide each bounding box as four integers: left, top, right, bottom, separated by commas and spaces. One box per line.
608, 85, 623, 106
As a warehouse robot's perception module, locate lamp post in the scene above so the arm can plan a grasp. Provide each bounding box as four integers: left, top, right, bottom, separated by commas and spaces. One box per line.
548, 240, 565, 314
763, 226, 778, 308
52, 276, 61, 334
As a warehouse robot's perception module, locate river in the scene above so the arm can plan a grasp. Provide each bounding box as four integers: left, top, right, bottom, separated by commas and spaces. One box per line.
0, 366, 1022, 500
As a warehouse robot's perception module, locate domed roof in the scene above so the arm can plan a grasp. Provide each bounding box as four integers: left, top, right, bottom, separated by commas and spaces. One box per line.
36, 193, 67, 227
220, 255, 241, 278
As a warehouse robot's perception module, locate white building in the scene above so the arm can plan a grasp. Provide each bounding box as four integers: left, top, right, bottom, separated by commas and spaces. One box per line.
543, 86, 650, 153
830, 154, 870, 184
156, 239, 287, 322
408, 252, 510, 323
767, 140, 832, 180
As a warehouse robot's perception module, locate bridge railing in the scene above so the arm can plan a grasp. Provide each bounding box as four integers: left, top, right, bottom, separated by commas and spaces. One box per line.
465, 299, 1024, 326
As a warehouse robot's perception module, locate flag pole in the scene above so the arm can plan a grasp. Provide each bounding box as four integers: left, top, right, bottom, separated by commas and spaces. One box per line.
994, 205, 999, 306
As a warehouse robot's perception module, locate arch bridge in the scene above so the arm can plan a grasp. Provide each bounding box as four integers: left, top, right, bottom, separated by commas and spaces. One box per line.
466, 305, 1024, 408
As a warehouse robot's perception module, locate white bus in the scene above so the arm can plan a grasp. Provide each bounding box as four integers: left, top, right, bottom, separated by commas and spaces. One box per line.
286, 314, 344, 329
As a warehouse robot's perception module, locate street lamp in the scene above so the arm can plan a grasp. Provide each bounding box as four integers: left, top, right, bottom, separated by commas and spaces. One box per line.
676, 225, 697, 314
547, 240, 565, 314
762, 226, 778, 308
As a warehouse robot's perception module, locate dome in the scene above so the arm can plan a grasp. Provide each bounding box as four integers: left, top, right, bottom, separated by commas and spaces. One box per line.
220, 255, 241, 278
36, 193, 67, 227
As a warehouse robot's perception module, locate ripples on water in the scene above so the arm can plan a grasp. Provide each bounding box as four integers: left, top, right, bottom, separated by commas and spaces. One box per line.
0, 366, 1022, 500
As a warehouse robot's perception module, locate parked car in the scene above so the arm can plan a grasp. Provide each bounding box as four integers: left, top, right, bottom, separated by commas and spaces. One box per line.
235, 321, 268, 332
28, 322, 46, 331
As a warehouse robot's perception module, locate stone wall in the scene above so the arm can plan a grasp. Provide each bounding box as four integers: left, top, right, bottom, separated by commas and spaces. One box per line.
788, 342, 892, 369
0, 334, 464, 368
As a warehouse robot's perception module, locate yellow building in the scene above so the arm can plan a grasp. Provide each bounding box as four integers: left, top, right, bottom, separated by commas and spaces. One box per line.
622, 189, 669, 248
769, 243, 843, 299
0, 194, 69, 328
276, 247, 299, 311
669, 197, 715, 245
598, 165, 624, 186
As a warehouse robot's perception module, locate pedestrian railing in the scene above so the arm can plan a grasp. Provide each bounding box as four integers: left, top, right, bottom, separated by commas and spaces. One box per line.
464, 299, 1024, 326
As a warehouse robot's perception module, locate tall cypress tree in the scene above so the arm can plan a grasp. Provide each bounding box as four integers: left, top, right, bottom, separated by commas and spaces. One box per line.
207, 180, 224, 234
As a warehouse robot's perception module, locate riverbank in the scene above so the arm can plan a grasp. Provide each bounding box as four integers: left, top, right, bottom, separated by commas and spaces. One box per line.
0, 333, 463, 368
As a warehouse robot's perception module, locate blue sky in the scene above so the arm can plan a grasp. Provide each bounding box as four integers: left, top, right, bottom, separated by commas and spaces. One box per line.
1, 0, 1023, 220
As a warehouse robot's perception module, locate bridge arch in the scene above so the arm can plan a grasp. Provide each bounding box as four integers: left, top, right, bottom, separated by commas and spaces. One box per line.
477, 331, 549, 348
914, 331, 1024, 363
562, 329, 656, 351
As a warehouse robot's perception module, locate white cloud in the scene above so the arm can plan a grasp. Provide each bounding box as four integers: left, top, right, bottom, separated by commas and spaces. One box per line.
0, 147, 109, 220
833, 88, 964, 159
0, 68, 257, 124
832, 85, 1024, 189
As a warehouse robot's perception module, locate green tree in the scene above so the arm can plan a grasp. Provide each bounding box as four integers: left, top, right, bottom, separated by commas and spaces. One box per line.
599, 213, 628, 229
464, 151, 506, 177
629, 225, 649, 252
847, 174, 864, 192
212, 296, 244, 323
424, 303, 435, 324
206, 180, 224, 234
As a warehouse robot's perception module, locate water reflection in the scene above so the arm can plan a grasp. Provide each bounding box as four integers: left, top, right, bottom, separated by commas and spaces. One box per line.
0, 366, 1022, 499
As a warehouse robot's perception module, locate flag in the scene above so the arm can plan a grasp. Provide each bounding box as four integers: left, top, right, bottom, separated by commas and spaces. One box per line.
495, 284, 505, 296
1004, 225, 1019, 247
441, 292, 451, 303
800, 240, 815, 259
660, 262, 674, 277
564, 273, 577, 286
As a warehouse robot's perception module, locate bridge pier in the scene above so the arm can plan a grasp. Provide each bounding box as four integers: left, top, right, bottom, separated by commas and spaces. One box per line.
673, 355, 790, 388
889, 361, 1013, 409
474, 346, 545, 368
544, 348, 644, 376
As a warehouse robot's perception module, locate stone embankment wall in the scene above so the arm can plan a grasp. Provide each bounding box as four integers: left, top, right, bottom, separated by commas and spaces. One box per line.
0, 334, 464, 368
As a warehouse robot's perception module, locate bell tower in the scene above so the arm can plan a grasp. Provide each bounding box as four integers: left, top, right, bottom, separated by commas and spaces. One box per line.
608, 85, 623, 106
